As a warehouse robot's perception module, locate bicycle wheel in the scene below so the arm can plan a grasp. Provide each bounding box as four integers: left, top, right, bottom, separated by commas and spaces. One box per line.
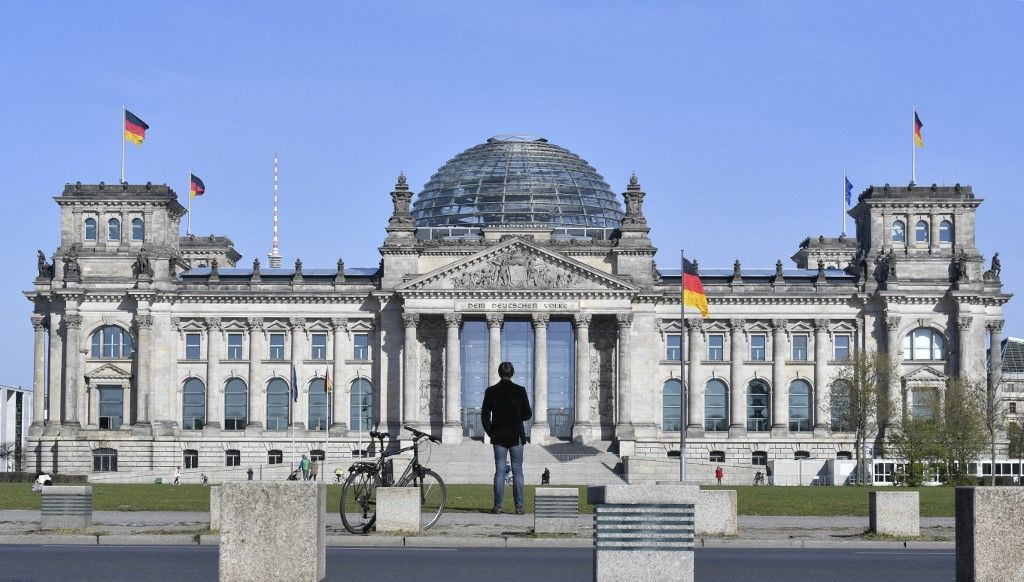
340, 468, 380, 534
413, 468, 446, 530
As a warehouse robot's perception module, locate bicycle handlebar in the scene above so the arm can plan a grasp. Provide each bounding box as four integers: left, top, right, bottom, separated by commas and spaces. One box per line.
403, 425, 442, 444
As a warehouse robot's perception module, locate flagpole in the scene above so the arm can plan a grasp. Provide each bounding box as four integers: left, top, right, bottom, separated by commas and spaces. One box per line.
120, 105, 126, 183
679, 249, 687, 482
842, 172, 847, 236
187, 172, 192, 235
911, 107, 916, 186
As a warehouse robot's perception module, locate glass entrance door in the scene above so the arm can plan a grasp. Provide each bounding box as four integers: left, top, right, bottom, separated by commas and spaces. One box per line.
501, 320, 535, 434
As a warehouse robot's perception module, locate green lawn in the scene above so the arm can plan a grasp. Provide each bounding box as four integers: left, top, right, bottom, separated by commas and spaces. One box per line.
0, 483, 956, 517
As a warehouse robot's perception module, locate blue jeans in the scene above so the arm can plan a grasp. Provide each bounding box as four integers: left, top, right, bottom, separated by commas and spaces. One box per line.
493, 443, 525, 509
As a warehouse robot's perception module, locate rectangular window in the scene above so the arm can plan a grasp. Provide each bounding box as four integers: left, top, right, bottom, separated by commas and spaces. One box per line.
707, 334, 724, 361
185, 333, 201, 360
183, 450, 199, 469
269, 333, 286, 360
911, 389, 936, 420
227, 333, 243, 360
750, 334, 766, 361
98, 386, 124, 429
1011, 402, 1018, 414
311, 333, 328, 360
834, 334, 851, 361
709, 451, 725, 463
666, 334, 681, 361
792, 334, 808, 361
353, 333, 369, 360
225, 450, 241, 467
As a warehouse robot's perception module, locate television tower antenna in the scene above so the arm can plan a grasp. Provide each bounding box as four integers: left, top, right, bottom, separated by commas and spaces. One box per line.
268, 153, 282, 268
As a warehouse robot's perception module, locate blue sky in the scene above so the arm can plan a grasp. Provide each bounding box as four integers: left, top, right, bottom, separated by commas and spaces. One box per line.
1, 1, 1022, 390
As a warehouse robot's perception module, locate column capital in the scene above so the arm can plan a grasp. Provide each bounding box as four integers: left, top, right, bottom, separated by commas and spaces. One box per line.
772, 319, 788, 332
531, 313, 550, 328
402, 312, 420, 328
883, 315, 901, 331
987, 319, 1005, 333
616, 313, 633, 328
31, 314, 47, 331
247, 317, 265, 332
728, 318, 745, 331
135, 314, 154, 329
444, 312, 462, 328
204, 316, 222, 331
573, 312, 592, 328
63, 313, 83, 329
288, 317, 306, 331
957, 315, 974, 331
684, 319, 703, 333
330, 317, 348, 332
813, 318, 830, 332
485, 313, 503, 328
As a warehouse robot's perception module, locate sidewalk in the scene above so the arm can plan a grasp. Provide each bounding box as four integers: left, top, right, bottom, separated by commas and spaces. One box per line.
0, 510, 955, 549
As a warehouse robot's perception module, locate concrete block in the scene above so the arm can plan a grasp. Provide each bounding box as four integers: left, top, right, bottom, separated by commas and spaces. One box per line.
40, 486, 92, 529
375, 486, 421, 533
696, 489, 737, 536
218, 481, 325, 582
956, 487, 1024, 581
209, 485, 221, 531
589, 484, 697, 582
535, 487, 579, 534
869, 491, 919, 537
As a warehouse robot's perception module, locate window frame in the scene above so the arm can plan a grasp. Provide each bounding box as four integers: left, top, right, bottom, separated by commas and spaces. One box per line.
311, 332, 328, 361
751, 451, 768, 466
266, 378, 290, 431
709, 451, 726, 463
185, 333, 202, 360
131, 217, 144, 241
749, 333, 766, 361
746, 380, 770, 432
226, 332, 244, 360
707, 334, 725, 361
223, 378, 248, 431
350, 378, 373, 431
107, 217, 121, 242
904, 328, 945, 361
91, 325, 133, 360
183, 449, 199, 469
665, 334, 681, 361
833, 334, 851, 361
788, 379, 812, 432
268, 449, 283, 465
225, 449, 241, 467
791, 334, 808, 361
93, 448, 118, 472
269, 333, 286, 360
915, 220, 929, 242
308, 378, 329, 430
98, 386, 124, 429
939, 220, 953, 243
662, 379, 682, 431
892, 220, 906, 243
704, 379, 728, 432
182, 377, 206, 430
352, 333, 370, 360
84, 217, 97, 241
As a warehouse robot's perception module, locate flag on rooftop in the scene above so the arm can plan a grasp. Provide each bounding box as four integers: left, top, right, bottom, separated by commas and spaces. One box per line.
124, 110, 149, 145
683, 257, 709, 318
914, 111, 924, 148
845, 176, 853, 206
189, 174, 205, 199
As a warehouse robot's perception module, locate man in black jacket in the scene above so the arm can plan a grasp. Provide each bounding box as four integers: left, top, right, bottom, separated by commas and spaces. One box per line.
481, 361, 533, 514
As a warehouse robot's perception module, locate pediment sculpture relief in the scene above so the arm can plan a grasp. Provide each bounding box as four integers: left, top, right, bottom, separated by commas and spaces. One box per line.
451, 247, 582, 290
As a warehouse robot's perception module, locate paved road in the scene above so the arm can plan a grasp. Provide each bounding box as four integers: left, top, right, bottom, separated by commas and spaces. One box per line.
0, 545, 954, 581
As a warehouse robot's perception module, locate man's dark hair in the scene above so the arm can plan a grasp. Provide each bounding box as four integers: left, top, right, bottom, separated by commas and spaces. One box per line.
498, 361, 514, 379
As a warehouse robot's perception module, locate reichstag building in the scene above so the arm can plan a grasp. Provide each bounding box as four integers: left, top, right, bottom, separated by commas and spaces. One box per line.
25, 135, 1010, 480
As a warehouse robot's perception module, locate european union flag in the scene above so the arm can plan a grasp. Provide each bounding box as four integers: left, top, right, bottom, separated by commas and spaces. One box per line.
845, 176, 854, 206
291, 364, 299, 402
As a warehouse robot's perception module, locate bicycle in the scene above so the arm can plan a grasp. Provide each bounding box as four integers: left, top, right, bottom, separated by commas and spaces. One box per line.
753, 471, 765, 486
339, 425, 447, 534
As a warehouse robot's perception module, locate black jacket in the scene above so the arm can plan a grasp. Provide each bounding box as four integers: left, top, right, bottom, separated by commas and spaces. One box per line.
481, 378, 533, 448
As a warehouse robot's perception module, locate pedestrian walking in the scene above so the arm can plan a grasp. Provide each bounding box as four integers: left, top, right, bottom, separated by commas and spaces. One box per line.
173, 466, 181, 485
300, 454, 311, 481
766, 464, 774, 486
481, 361, 532, 515
715, 465, 724, 485
310, 459, 319, 481
335, 467, 344, 483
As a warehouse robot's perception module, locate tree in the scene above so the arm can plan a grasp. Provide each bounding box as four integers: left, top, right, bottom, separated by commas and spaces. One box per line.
1008, 423, 1024, 463
831, 350, 895, 485
981, 373, 1004, 486
938, 378, 989, 485
887, 417, 943, 486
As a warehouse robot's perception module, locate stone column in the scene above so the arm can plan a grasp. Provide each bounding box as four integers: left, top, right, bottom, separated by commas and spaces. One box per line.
31, 315, 47, 428
572, 312, 592, 442
813, 319, 830, 435
330, 318, 348, 434
62, 311, 82, 427
290, 318, 306, 429
247, 318, 264, 429
205, 317, 222, 429
486, 313, 503, 385
47, 314, 62, 427
929, 214, 940, 254
884, 314, 902, 424
685, 321, 703, 434
615, 313, 634, 438
442, 312, 462, 443
957, 315, 975, 379
988, 320, 1004, 390
531, 313, 550, 443
771, 319, 788, 436
728, 319, 746, 436
134, 311, 154, 427
402, 313, 420, 426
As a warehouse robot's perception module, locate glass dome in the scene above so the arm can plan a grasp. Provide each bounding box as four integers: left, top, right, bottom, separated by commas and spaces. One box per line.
411, 135, 624, 229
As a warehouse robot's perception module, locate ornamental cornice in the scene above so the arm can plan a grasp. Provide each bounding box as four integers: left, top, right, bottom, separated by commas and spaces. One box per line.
654, 295, 856, 307
398, 289, 637, 301
166, 293, 373, 305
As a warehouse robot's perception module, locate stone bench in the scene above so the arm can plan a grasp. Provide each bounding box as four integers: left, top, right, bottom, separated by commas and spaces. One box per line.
40, 486, 92, 529
535, 487, 579, 534
376, 486, 421, 533
957, 486, 1024, 581
869, 491, 919, 537
696, 489, 737, 536
589, 484, 697, 582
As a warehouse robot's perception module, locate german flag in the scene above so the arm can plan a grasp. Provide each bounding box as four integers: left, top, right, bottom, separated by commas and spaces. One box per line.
324, 369, 333, 394
914, 111, 924, 148
683, 257, 709, 317
189, 174, 205, 199
124, 110, 149, 145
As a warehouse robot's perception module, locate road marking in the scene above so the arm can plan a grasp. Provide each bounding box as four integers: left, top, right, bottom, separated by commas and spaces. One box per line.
854, 551, 954, 556
330, 547, 458, 552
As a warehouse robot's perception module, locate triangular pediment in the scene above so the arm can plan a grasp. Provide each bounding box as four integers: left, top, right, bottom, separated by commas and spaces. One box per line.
85, 363, 132, 380
902, 365, 947, 384
398, 238, 639, 294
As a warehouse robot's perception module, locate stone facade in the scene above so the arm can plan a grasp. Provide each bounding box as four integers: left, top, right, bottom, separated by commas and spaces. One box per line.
23, 147, 1012, 481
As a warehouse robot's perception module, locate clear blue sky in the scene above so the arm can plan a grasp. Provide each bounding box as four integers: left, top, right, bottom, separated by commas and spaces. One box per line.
1, 1, 1022, 390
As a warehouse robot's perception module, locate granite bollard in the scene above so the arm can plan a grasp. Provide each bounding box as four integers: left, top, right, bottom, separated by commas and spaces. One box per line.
588, 483, 697, 582
869, 491, 919, 537
40, 486, 92, 529
696, 489, 737, 536
376, 486, 421, 533
535, 487, 579, 534
956, 486, 1024, 581
209, 485, 221, 531
219, 481, 325, 582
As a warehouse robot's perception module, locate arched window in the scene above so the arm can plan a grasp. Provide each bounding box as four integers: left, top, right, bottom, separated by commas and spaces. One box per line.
915, 220, 929, 242
93, 447, 118, 472
90, 326, 133, 359
131, 218, 144, 241
308, 378, 329, 431
830, 380, 853, 432
662, 379, 682, 431
350, 378, 373, 431
902, 328, 945, 361
182, 378, 206, 430
704, 379, 728, 432
224, 378, 248, 430
788, 380, 812, 432
892, 220, 906, 243
266, 378, 289, 431
84, 217, 97, 241
746, 380, 770, 431
939, 220, 953, 243
108, 217, 121, 241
